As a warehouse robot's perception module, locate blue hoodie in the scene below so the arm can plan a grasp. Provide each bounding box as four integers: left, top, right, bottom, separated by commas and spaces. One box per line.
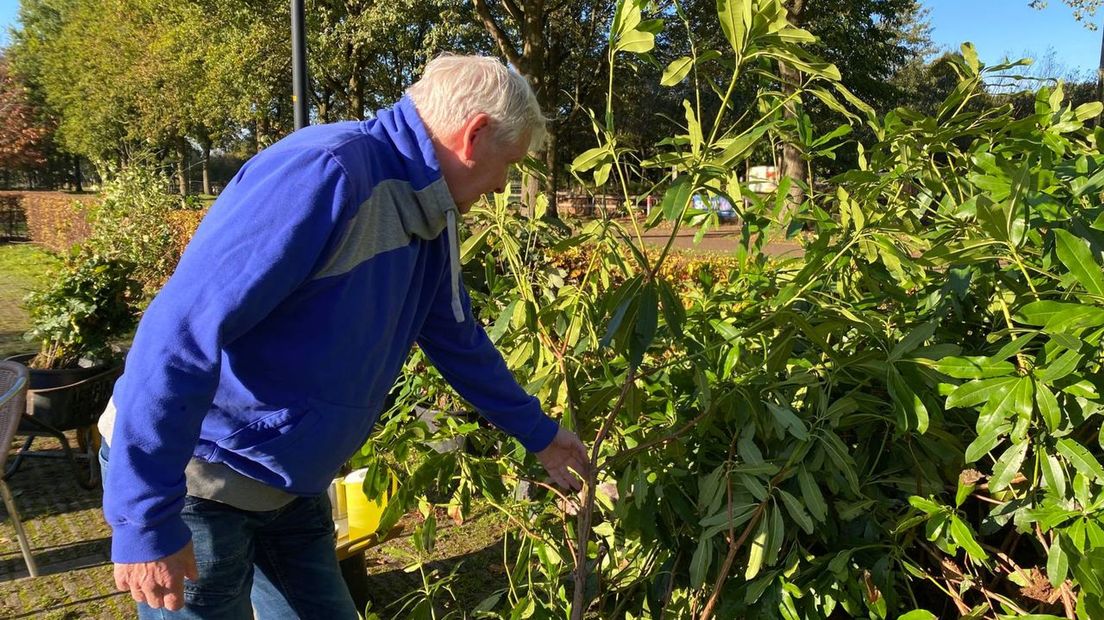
102, 97, 560, 563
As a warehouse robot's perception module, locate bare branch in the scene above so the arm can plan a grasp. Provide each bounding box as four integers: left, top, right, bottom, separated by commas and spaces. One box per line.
472, 0, 522, 68
502, 0, 526, 26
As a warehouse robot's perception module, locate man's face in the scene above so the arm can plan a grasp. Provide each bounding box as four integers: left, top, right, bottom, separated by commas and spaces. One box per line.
436, 114, 531, 213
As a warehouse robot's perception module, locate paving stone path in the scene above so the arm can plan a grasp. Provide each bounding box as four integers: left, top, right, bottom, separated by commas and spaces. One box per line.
0, 434, 130, 618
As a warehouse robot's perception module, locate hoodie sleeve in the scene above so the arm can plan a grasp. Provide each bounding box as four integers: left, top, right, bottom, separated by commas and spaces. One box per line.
416, 279, 559, 453
103, 147, 351, 564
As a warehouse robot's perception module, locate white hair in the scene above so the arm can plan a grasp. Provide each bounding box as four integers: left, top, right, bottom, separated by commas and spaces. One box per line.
406, 54, 546, 150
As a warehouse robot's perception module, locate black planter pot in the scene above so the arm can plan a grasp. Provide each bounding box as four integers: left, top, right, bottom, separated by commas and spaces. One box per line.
5, 353, 122, 489
7, 353, 120, 430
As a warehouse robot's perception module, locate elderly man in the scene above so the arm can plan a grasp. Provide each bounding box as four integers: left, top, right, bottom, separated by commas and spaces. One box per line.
98, 55, 589, 618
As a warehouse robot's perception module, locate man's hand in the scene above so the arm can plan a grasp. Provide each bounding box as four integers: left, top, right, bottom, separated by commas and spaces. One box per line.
536, 427, 590, 492
114, 541, 198, 611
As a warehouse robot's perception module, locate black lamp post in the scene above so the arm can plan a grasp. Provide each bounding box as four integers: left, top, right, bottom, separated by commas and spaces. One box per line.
291, 0, 309, 130
1097, 25, 1103, 111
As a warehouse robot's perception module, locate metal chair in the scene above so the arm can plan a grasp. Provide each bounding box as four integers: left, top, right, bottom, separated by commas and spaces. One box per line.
0, 360, 37, 577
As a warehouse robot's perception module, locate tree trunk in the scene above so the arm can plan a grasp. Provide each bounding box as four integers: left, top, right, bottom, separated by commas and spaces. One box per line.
318, 86, 332, 124
778, 0, 807, 227
201, 137, 212, 196
544, 129, 559, 218
348, 53, 365, 121
73, 156, 83, 193
349, 75, 365, 121
257, 116, 271, 154
251, 120, 261, 155
472, 0, 556, 218
175, 136, 188, 196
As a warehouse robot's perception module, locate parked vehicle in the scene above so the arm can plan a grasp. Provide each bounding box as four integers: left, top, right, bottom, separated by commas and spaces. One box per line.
692, 193, 737, 223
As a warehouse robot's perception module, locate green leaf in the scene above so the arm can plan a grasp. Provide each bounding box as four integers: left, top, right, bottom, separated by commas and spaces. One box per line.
1047, 534, 1068, 588
661, 56, 693, 86
1074, 165, 1104, 198
1036, 383, 1062, 433
690, 537, 713, 588
1056, 438, 1104, 482
616, 28, 655, 54
661, 179, 694, 221
763, 48, 841, 80
571, 146, 610, 172
946, 377, 1018, 409
950, 514, 989, 561
601, 276, 642, 348
798, 467, 827, 522
611, 0, 642, 37
935, 356, 1015, 379
766, 501, 784, 566
593, 162, 612, 186
819, 431, 860, 494
889, 322, 936, 361
965, 424, 1010, 463
1041, 451, 1067, 498
1075, 102, 1104, 122
657, 279, 685, 338
1054, 229, 1104, 296
1046, 307, 1104, 333
833, 83, 877, 120
684, 100, 703, 157
778, 489, 814, 534
744, 510, 768, 580
1036, 349, 1083, 384
898, 612, 937, 620
961, 42, 980, 73
712, 124, 772, 168
990, 442, 1029, 492
888, 366, 929, 433
629, 284, 658, 369
716, 0, 752, 55
1011, 378, 1034, 423
908, 496, 944, 515
994, 333, 1038, 362
1016, 300, 1086, 326
767, 403, 809, 440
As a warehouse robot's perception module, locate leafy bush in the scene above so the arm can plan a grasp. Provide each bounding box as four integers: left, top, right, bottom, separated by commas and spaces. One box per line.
21, 164, 186, 369
355, 2, 1104, 617
23, 246, 140, 369
86, 164, 181, 300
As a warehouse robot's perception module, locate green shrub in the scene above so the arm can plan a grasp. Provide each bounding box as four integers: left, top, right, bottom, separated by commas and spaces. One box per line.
86, 164, 180, 301
355, 1, 1104, 618
23, 246, 140, 369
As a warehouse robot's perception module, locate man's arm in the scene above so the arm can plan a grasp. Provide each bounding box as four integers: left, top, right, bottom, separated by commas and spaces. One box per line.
104, 148, 350, 565
416, 279, 589, 488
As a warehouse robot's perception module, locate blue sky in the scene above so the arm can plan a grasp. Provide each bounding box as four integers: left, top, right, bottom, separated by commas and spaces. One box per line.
924, 0, 1099, 79
0, 1, 17, 47
0, 0, 1099, 77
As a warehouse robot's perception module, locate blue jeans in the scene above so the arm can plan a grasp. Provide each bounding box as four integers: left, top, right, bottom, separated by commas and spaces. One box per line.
99, 444, 358, 619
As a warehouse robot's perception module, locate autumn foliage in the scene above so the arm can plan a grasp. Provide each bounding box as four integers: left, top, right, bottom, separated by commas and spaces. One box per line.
0, 56, 52, 174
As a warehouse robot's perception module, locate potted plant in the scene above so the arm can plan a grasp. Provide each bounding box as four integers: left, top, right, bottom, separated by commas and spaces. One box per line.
4, 246, 140, 487
20, 247, 138, 367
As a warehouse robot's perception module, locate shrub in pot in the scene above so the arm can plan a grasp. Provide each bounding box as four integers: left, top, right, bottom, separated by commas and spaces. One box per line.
23, 246, 140, 371
13, 246, 140, 431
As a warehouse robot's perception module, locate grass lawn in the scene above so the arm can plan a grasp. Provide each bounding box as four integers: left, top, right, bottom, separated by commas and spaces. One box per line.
0, 242, 61, 358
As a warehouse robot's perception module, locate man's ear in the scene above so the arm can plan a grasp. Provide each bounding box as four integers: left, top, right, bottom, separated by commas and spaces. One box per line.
461, 113, 491, 160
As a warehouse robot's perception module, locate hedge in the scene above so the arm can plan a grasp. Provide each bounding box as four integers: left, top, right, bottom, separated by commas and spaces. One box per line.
0, 191, 208, 258
0, 191, 99, 253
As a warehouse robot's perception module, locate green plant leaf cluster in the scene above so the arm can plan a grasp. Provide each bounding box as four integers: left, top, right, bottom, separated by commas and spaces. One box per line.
356, 1, 1104, 617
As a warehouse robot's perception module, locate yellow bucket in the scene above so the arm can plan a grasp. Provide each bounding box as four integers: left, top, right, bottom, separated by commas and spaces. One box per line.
343, 469, 398, 539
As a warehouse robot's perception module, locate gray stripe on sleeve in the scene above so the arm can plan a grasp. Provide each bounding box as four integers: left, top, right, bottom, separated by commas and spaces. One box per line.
312, 178, 454, 281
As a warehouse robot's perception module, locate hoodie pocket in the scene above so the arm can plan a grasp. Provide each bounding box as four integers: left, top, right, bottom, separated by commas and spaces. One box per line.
215, 406, 312, 456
